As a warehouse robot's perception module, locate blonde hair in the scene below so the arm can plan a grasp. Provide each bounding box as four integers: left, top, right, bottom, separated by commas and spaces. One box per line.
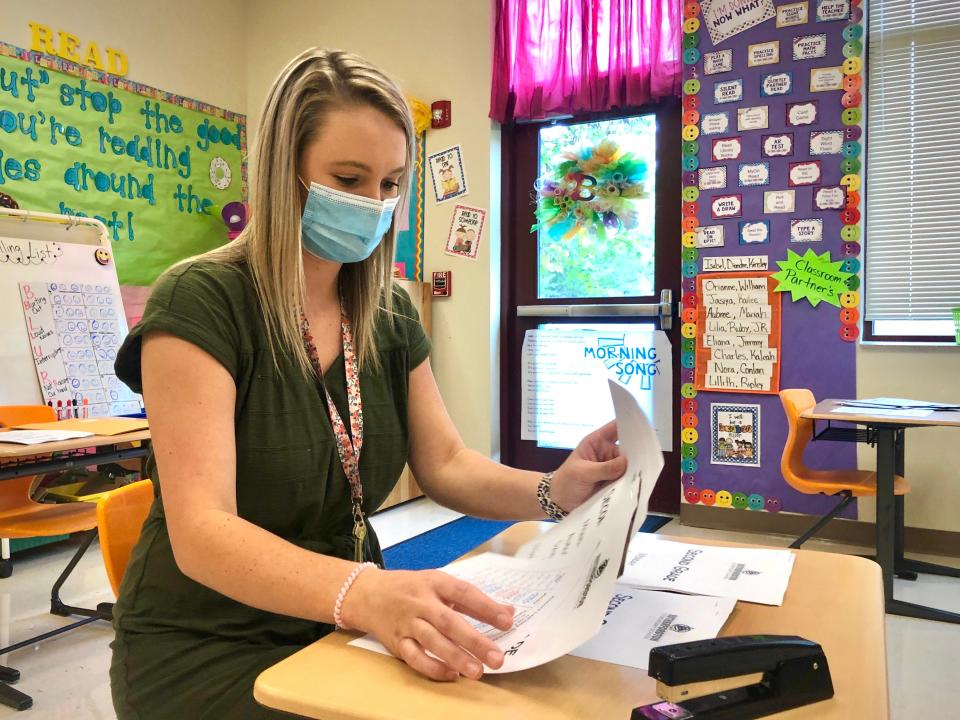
200, 47, 415, 375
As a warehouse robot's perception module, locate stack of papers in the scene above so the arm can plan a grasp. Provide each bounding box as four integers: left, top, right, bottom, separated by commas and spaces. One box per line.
13, 418, 148, 436
0, 429, 94, 444
620, 533, 796, 606
832, 398, 960, 418
350, 380, 796, 674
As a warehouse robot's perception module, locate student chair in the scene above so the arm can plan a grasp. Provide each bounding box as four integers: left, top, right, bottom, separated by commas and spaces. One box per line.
0, 405, 115, 711
779, 389, 911, 549
96, 479, 153, 597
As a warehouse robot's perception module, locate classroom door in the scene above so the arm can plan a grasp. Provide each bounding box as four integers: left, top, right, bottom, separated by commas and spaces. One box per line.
500, 101, 682, 514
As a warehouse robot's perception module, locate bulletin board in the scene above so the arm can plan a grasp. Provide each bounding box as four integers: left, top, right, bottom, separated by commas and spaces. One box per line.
393, 133, 426, 281
0, 41, 246, 287
678, 0, 865, 517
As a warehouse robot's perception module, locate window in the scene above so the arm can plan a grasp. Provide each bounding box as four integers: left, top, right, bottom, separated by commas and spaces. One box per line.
865, 0, 960, 342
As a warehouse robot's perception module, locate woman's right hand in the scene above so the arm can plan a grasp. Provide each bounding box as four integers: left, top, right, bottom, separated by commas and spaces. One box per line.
341, 567, 515, 681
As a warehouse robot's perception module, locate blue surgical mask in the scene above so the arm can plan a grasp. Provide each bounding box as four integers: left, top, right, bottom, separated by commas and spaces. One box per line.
299, 179, 399, 263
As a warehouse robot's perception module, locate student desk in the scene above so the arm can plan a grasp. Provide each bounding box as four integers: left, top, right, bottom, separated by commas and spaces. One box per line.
803, 399, 960, 625
0, 429, 152, 482
254, 523, 889, 720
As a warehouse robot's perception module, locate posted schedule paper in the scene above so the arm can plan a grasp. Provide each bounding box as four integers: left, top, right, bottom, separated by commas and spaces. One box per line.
349, 380, 665, 673
619, 534, 796, 606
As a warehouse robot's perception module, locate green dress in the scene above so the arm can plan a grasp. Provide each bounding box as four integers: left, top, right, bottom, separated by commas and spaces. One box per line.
110, 260, 430, 719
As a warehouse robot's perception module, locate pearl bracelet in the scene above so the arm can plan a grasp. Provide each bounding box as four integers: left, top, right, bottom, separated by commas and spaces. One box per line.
334, 561, 375, 630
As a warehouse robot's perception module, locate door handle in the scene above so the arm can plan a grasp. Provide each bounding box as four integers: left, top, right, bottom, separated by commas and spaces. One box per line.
517, 290, 673, 330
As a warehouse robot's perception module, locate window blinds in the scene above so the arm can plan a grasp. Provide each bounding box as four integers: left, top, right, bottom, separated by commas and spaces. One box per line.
866, 1, 960, 320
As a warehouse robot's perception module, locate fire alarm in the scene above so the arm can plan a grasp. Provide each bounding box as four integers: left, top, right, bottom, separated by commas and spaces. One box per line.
431, 100, 451, 129
432, 271, 451, 297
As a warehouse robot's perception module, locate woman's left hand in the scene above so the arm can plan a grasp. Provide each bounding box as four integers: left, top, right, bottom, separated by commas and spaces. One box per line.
548, 420, 628, 513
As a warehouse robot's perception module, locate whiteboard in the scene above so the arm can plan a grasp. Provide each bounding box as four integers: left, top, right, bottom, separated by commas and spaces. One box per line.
0, 210, 142, 415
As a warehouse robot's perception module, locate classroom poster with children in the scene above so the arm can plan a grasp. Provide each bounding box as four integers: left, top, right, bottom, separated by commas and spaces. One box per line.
444, 204, 485, 260
427, 145, 468, 203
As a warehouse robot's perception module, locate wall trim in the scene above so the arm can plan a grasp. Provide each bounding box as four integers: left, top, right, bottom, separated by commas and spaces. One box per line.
680, 505, 960, 559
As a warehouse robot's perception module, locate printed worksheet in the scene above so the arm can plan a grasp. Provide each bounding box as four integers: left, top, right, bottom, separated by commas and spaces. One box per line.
619, 534, 796, 606
569, 585, 736, 670
349, 380, 666, 673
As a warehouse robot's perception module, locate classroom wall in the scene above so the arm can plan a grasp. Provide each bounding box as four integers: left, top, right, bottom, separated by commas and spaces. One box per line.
2, 0, 246, 114
243, 0, 501, 458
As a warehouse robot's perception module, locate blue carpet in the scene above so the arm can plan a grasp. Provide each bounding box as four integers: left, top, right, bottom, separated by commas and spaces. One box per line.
382, 514, 672, 571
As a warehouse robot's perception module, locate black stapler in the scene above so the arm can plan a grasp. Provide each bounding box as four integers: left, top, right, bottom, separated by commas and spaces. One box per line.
631, 635, 834, 720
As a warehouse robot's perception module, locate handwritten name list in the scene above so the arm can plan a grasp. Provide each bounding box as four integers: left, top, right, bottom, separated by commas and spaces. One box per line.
695, 273, 782, 394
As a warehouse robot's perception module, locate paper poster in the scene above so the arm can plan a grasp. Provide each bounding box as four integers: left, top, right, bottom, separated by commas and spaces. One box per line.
714, 79, 744, 104
772, 248, 853, 307
739, 220, 770, 245
701, 0, 776, 45
737, 105, 769, 131
711, 405, 761, 465
786, 101, 819, 126
427, 145, 468, 203
747, 41, 780, 67
444, 205, 485, 260
703, 49, 733, 75
701, 112, 731, 135
777, 1, 809, 27
698, 167, 728, 190
816, 0, 849, 22
697, 225, 726, 248
711, 194, 743, 219
761, 133, 794, 157
697, 273, 781, 394
788, 160, 822, 186
763, 190, 796, 213
738, 162, 770, 187
814, 186, 846, 210
809, 130, 844, 155
790, 218, 824, 243
712, 137, 743, 161
793, 34, 827, 60
702, 256, 769, 272
810, 66, 844, 92
760, 72, 793, 97
18, 281, 142, 416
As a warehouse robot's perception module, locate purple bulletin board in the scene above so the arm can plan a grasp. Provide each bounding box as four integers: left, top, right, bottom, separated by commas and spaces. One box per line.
679, 0, 866, 517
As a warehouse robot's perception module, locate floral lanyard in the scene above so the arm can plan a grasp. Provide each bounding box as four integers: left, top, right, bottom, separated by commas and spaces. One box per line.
301, 308, 366, 563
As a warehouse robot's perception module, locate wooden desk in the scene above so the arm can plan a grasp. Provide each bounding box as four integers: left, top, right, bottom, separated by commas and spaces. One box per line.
0, 429, 152, 481
803, 399, 960, 624
255, 523, 888, 719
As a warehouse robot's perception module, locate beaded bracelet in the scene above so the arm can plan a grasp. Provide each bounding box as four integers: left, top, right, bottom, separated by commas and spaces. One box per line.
537, 472, 569, 522
334, 561, 376, 630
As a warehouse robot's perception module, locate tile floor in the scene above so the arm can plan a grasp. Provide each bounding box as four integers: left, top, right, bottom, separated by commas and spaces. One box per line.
0, 498, 955, 718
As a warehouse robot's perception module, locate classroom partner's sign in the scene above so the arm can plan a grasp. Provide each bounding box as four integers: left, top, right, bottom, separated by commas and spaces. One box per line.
700, 0, 776, 45
771, 248, 853, 307
0, 42, 246, 286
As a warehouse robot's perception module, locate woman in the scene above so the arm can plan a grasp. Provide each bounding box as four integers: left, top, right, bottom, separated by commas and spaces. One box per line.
110, 47, 627, 719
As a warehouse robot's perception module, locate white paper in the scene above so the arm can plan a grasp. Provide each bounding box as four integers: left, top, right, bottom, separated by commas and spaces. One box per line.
350, 381, 666, 674
830, 406, 934, 418
620, 535, 796, 606
0, 429, 95, 444
568, 586, 736, 670
519, 328, 672, 450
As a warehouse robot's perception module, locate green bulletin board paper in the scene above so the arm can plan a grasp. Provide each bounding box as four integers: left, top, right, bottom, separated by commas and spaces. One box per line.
0, 42, 246, 286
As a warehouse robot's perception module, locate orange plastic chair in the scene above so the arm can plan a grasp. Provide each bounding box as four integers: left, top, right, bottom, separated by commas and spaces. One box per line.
780, 389, 910, 548
96, 479, 153, 597
0, 405, 101, 578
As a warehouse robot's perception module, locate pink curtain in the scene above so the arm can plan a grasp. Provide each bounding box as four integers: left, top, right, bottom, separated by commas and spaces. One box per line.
491, 0, 682, 123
